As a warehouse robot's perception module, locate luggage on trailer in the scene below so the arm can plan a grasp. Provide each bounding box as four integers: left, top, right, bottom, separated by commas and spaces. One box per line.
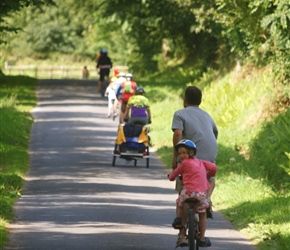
112, 124, 150, 168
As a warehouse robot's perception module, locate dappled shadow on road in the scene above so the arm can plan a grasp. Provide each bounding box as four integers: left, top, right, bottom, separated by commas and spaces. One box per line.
5, 79, 256, 250
5, 231, 176, 250
5, 79, 178, 249
36, 79, 108, 107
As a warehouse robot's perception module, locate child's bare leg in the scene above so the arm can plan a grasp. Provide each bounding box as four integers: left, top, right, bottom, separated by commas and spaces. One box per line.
176, 204, 182, 217
199, 212, 206, 241
182, 204, 188, 224
176, 204, 186, 235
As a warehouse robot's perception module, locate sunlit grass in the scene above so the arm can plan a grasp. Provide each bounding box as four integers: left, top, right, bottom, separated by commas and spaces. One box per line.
0, 74, 37, 248
214, 173, 290, 249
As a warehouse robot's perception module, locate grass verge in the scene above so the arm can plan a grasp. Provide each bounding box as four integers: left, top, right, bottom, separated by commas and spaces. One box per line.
0, 74, 37, 248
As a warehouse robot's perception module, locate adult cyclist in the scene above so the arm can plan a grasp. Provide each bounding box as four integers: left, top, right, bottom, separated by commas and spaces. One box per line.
124, 87, 151, 126
96, 49, 113, 93
115, 73, 138, 123
113, 72, 126, 120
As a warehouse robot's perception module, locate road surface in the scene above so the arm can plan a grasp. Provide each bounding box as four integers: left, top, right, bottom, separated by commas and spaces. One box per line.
5, 79, 256, 250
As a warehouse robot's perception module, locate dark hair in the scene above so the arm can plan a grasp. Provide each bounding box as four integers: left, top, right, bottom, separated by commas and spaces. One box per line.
184, 86, 202, 105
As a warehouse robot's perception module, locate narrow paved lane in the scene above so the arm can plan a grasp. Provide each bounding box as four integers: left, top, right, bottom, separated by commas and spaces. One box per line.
5, 79, 256, 250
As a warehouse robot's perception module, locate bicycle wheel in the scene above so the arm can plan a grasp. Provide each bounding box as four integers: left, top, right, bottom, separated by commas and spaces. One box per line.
146, 147, 149, 168
188, 211, 198, 250
112, 156, 116, 166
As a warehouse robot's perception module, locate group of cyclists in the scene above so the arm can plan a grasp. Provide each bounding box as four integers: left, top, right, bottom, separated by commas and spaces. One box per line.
97, 49, 217, 249
105, 72, 151, 126
96, 49, 151, 126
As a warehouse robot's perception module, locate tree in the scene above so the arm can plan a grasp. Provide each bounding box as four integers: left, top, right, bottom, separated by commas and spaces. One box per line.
0, 0, 54, 44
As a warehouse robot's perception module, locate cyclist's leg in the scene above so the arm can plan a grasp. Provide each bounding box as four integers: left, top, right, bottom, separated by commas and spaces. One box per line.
173, 189, 189, 236
175, 204, 187, 246
199, 212, 206, 240
196, 195, 211, 247
207, 177, 215, 198
206, 177, 215, 218
98, 71, 105, 92
104, 73, 110, 82
180, 203, 187, 235
113, 98, 119, 114
107, 98, 113, 117
110, 99, 115, 116
120, 102, 127, 123
173, 180, 186, 234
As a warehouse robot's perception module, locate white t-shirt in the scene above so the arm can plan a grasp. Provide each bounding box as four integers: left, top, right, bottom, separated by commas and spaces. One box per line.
105, 86, 116, 100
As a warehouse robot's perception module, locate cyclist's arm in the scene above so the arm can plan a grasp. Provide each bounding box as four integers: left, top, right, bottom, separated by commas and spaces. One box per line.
172, 128, 182, 169
203, 161, 217, 178
147, 108, 151, 123
115, 84, 122, 97
213, 124, 218, 139
168, 163, 183, 181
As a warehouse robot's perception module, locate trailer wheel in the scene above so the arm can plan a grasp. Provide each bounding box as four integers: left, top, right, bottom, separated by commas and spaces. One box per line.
146, 158, 149, 168
112, 156, 116, 166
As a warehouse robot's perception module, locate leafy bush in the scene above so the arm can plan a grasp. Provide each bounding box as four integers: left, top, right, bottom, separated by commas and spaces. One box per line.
249, 109, 290, 191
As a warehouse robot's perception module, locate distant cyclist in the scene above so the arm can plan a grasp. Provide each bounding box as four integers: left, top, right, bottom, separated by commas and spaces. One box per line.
96, 49, 112, 93
113, 72, 126, 120
105, 76, 117, 118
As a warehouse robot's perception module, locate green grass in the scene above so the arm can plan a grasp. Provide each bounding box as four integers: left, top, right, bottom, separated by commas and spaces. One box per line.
0, 74, 37, 248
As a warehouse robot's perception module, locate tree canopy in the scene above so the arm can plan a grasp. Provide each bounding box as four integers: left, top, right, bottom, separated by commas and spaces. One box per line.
1, 0, 290, 83
0, 0, 54, 38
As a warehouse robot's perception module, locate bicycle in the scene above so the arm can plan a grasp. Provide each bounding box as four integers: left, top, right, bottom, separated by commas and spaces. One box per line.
100, 76, 110, 97
184, 197, 200, 250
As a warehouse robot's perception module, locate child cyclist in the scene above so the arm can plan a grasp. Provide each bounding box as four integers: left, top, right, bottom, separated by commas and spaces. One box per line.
167, 139, 217, 247
105, 76, 117, 118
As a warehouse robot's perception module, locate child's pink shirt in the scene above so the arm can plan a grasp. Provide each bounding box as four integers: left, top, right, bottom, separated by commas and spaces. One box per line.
168, 158, 217, 192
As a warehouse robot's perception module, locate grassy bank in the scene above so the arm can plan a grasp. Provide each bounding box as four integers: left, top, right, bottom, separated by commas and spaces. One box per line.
0, 74, 37, 248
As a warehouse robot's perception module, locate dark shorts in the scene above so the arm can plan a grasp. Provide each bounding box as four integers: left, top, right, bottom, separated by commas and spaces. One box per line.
99, 69, 110, 81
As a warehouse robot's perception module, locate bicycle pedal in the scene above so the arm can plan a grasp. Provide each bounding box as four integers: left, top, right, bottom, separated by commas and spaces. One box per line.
173, 225, 183, 229
176, 242, 188, 248
172, 217, 183, 229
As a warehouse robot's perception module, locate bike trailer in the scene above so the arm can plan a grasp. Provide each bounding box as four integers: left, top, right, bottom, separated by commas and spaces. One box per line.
112, 124, 150, 168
